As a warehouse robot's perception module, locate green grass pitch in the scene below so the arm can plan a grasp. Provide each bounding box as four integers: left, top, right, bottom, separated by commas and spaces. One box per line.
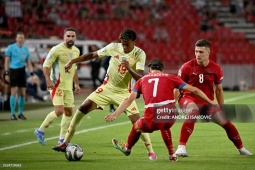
0, 91, 254, 170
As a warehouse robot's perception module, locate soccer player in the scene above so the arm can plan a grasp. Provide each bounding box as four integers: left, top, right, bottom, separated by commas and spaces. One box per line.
34, 27, 81, 145
174, 39, 252, 156
4, 31, 34, 120
52, 29, 157, 160
104, 59, 215, 161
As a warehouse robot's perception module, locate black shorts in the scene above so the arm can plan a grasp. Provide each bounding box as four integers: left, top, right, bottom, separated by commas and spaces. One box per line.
10, 67, 27, 87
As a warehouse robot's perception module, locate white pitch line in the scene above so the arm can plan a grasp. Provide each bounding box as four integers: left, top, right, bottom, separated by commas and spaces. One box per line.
0, 93, 254, 151
224, 93, 255, 103
0, 121, 129, 151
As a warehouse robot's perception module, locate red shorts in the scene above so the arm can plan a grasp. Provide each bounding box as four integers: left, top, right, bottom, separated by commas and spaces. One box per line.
136, 117, 174, 133
178, 97, 221, 116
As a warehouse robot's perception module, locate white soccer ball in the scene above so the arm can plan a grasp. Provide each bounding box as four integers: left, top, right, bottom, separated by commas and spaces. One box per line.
65, 144, 83, 161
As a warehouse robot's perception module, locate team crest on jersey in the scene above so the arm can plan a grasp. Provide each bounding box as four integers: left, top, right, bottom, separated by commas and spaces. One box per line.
69, 53, 73, 58
129, 58, 135, 65
114, 55, 120, 59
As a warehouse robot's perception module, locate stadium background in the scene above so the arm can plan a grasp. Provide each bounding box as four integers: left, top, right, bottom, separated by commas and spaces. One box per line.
0, 0, 255, 90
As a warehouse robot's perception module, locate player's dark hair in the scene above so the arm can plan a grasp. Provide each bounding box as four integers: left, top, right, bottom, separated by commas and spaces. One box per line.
195, 39, 210, 48
64, 27, 77, 34
16, 31, 24, 36
119, 29, 136, 41
148, 59, 164, 71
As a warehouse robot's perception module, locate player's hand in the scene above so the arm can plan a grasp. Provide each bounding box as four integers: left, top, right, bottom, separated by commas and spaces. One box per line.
210, 100, 218, 106
121, 60, 131, 71
65, 61, 73, 72
105, 114, 116, 122
46, 80, 55, 90
74, 84, 80, 94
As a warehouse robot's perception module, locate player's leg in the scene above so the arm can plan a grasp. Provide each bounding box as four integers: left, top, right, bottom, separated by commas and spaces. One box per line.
58, 90, 74, 144
9, 69, 18, 120
71, 99, 98, 139
9, 86, 18, 120
160, 128, 177, 161
35, 106, 64, 145
211, 106, 253, 156
35, 88, 65, 145
52, 99, 98, 152
112, 122, 141, 156
125, 101, 157, 160
17, 87, 26, 120
112, 118, 151, 157
59, 108, 72, 144
176, 99, 199, 157
17, 68, 27, 120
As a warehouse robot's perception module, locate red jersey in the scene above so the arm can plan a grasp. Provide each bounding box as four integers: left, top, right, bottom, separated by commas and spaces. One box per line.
133, 72, 187, 121
178, 58, 223, 103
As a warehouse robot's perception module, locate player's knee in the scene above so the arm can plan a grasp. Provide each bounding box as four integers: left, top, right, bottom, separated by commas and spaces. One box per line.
129, 114, 140, 124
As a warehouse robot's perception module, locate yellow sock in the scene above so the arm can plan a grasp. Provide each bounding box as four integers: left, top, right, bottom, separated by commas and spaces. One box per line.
65, 110, 85, 143
140, 133, 154, 153
59, 114, 72, 138
39, 111, 58, 131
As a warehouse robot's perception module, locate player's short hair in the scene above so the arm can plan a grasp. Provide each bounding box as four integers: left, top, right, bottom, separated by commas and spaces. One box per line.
119, 29, 136, 41
16, 31, 24, 36
148, 59, 164, 71
64, 27, 77, 34
195, 39, 210, 48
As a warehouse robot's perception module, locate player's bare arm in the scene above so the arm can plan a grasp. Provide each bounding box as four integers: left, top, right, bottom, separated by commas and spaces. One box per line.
65, 52, 99, 72
105, 92, 137, 122
73, 71, 80, 94
173, 88, 180, 101
182, 84, 215, 104
215, 84, 224, 105
43, 66, 55, 90
4, 56, 10, 83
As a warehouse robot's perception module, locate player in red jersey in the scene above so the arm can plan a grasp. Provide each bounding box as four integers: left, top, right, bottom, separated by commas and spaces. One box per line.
105, 59, 215, 161
175, 39, 252, 156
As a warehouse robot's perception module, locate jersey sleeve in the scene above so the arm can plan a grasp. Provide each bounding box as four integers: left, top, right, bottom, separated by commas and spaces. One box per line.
215, 66, 223, 84
178, 64, 189, 82
136, 50, 146, 71
25, 47, 30, 62
43, 48, 58, 68
5, 45, 12, 57
97, 43, 113, 58
170, 75, 187, 90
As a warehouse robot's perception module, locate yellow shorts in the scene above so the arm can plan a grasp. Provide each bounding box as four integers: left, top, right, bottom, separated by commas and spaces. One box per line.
50, 88, 74, 107
87, 85, 139, 116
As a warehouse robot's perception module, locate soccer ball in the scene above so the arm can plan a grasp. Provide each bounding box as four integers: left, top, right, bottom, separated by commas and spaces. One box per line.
65, 144, 83, 161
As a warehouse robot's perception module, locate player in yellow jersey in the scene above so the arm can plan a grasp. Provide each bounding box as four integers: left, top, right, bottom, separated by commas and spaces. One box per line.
52, 29, 157, 160
34, 27, 81, 145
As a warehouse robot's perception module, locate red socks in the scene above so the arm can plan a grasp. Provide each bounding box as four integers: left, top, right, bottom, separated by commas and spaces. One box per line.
127, 125, 141, 149
222, 121, 243, 149
160, 129, 174, 155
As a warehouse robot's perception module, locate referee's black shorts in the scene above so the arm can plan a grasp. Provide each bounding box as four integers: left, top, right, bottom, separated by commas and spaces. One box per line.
10, 67, 27, 87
